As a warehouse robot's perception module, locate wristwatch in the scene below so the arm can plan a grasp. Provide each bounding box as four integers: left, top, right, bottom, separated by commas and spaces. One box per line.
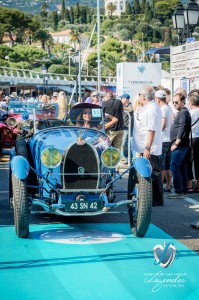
145, 146, 151, 150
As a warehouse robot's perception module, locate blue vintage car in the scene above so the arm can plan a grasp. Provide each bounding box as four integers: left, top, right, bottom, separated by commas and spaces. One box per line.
9, 103, 152, 238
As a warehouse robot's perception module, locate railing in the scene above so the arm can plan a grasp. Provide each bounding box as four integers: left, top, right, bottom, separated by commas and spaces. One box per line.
0, 66, 116, 84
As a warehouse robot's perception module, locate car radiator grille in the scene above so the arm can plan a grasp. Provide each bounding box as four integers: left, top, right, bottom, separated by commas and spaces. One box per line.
63, 143, 99, 189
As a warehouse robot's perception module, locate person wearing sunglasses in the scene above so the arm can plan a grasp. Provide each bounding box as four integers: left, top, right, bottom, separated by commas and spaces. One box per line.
167, 93, 191, 199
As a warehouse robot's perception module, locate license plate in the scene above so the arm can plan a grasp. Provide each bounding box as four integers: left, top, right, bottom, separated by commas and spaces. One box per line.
65, 201, 103, 211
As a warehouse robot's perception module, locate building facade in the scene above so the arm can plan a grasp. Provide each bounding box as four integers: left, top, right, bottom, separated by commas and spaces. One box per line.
105, 0, 129, 16
50, 30, 89, 51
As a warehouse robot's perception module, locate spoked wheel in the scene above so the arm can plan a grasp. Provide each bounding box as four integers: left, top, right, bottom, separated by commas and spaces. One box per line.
128, 167, 152, 237
12, 174, 29, 238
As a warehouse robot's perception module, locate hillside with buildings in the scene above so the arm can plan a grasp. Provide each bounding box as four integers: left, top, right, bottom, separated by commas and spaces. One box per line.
0, 0, 104, 13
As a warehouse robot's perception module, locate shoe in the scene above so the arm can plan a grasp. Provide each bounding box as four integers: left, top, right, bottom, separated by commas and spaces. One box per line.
163, 188, 171, 193
187, 189, 193, 194
166, 192, 184, 199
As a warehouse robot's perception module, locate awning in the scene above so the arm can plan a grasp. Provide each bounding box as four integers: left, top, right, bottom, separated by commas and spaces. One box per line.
84, 86, 96, 91
58, 86, 74, 93
138, 47, 170, 58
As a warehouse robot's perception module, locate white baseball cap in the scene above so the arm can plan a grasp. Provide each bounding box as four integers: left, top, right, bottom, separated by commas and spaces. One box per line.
155, 90, 166, 99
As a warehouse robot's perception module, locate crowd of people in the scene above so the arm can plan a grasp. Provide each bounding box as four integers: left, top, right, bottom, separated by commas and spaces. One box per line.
1, 85, 199, 207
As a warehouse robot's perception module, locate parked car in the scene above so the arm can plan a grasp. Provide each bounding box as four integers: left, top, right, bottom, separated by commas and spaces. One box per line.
9, 103, 152, 238
0, 101, 40, 154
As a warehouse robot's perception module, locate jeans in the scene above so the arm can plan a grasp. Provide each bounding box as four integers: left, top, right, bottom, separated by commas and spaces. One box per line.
170, 147, 188, 194
121, 128, 132, 162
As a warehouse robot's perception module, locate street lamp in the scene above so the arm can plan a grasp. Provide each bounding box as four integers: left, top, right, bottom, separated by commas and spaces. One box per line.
172, 0, 199, 45
41, 65, 48, 94
72, 52, 79, 102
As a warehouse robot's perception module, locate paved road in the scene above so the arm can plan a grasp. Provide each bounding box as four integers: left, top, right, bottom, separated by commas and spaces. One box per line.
0, 151, 198, 253
1, 151, 199, 300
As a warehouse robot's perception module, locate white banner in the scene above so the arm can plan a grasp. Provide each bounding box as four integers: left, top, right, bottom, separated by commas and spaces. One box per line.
116, 62, 161, 100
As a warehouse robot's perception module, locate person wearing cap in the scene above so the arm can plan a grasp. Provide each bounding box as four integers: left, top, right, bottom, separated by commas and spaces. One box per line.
120, 93, 133, 166
155, 90, 173, 193
166, 93, 191, 199
132, 85, 163, 206
51, 92, 58, 104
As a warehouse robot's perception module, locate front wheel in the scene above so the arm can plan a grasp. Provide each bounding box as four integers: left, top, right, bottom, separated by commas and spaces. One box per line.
128, 169, 152, 237
12, 174, 29, 238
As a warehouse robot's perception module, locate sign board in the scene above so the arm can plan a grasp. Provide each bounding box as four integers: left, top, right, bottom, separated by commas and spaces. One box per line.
171, 41, 199, 79
116, 62, 162, 101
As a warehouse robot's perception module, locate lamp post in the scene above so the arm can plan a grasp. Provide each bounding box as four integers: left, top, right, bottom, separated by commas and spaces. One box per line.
72, 52, 79, 102
172, 0, 199, 45
44, 74, 49, 95
41, 65, 47, 94
68, 48, 73, 76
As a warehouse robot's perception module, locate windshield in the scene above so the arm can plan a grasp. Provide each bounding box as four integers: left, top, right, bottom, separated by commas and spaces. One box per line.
33, 104, 105, 132
9, 101, 42, 114
69, 105, 104, 131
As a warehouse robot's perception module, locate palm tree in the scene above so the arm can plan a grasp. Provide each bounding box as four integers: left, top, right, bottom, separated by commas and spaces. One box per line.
34, 29, 53, 51
102, 52, 125, 76
69, 29, 81, 50
106, 2, 116, 18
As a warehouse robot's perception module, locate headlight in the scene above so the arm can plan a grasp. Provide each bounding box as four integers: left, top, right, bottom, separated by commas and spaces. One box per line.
101, 147, 121, 168
41, 147, 62, 169
7, 117, 17, 127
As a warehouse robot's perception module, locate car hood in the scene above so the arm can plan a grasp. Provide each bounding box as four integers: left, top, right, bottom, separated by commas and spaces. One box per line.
29, 126, 110, 172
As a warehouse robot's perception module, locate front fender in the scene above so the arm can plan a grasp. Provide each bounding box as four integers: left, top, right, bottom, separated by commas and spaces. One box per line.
133, 157, 152, 178
11, 155, 30, 180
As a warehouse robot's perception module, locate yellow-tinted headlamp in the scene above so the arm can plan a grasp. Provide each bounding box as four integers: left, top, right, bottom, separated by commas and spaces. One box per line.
101, 147, 121, 168
41, 147, 62, 169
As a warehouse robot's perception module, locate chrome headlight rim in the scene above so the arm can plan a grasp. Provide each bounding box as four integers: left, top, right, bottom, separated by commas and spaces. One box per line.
41, 146, 62, 169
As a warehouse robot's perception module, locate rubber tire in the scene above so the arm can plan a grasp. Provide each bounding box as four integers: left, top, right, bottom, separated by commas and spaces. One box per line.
128, 171, 152, 237
15, 139, 29, 159
12, 174, 29, 238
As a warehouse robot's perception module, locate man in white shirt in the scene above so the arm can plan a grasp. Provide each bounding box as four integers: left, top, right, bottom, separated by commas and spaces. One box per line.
155, 90, 173, 192
132, 85, 163, 206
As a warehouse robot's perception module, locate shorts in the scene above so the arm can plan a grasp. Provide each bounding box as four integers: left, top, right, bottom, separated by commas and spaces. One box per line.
159, 142, 171, 171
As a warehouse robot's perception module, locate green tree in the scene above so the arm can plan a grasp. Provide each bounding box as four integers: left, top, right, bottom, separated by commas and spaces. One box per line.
141, 0, 146, 14
144, 2, 153, 23
106, 2, 116, 17
65, 9, 71, 23
61, 0, 66, 20
70, 6, 74, 24
34, 29, 53, 50
80, 6, 87, 24
40, 1, 48, 18
101, 52, 125, 76
101, 38, 122, 53
133, 0, 141, 14
125, 1, 132, 15
52, 11, 59, 30
0, 7, 40, 46
164, 27, 172, 46
74, 3, 81, 24
155, 0, 181, 25
70, 29, 81, 50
